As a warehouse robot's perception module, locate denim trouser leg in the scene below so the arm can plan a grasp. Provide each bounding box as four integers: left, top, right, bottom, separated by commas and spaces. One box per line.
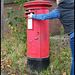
70, 37, 74, 75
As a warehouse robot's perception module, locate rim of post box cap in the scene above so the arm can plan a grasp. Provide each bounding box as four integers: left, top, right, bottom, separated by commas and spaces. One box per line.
23, 1, 52, 7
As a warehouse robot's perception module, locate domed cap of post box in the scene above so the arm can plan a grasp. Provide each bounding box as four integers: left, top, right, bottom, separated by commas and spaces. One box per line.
24, 1, 52, 7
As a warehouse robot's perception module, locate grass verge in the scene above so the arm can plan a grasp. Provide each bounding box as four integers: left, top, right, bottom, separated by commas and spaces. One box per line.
1, 33, 71, 75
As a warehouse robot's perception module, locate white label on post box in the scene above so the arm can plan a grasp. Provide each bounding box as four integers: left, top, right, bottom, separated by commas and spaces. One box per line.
28, 19, 32, 29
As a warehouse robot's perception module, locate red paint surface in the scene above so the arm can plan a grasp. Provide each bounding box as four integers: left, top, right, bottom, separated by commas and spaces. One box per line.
24, 1, 52, 58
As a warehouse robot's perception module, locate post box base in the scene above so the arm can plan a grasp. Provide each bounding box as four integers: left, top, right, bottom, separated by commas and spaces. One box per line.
27, 56, 50, 72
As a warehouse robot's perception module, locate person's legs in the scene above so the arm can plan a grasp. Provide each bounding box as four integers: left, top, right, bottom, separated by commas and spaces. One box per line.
70, 37, 74, 75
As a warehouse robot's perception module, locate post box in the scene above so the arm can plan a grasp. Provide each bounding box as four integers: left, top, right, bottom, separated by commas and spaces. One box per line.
24, 1, 52, 72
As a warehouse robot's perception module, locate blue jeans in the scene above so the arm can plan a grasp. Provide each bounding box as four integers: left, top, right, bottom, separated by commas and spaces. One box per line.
70, 37, 74, 75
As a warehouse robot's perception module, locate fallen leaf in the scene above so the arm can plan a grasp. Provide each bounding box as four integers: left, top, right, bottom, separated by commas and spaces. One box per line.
3, 55, 6, 58
53, 55, 56, 58
1, 65, 4, 69
2, 70, 4, 72
6, 65, 11, 67
1, 49, 5, 51
1, 59, 4, 62
11, 74, 16, 75
51, 64, 53, 72
8, 73, 10, 75
63, 72, 66, 75
6, 61, 12, 64
24, 74, 27, 75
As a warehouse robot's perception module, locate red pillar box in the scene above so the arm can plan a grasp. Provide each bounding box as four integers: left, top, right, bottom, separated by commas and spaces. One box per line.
24, 1, 52, 72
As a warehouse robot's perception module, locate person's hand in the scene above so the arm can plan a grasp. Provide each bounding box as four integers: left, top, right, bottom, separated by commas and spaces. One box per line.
56, 0, 61, 5
28, 13, 33, 18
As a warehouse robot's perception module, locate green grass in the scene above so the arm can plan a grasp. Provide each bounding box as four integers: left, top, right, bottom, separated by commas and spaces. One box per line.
49, 38, 71, 75
1, 33, 71, 75
1, 33, 27, 74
